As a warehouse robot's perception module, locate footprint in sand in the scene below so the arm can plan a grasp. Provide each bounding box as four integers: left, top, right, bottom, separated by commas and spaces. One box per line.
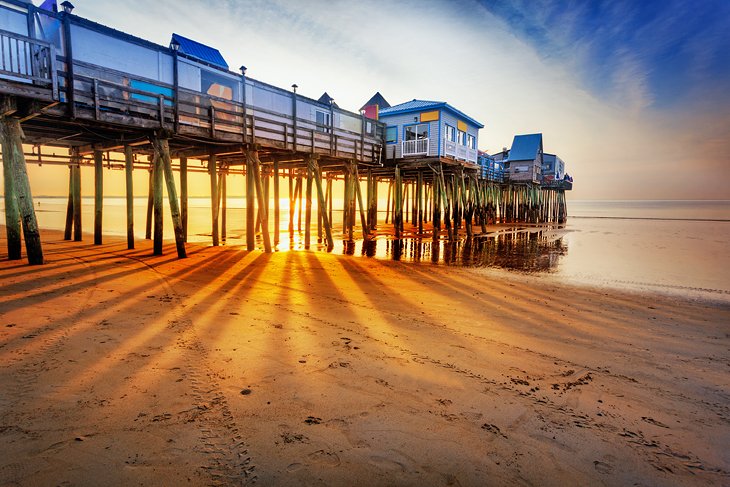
307, 449, 340, 467
593, 460, 613, 474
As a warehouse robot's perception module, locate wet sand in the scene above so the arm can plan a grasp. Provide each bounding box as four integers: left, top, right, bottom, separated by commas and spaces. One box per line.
0, 228, 728, 486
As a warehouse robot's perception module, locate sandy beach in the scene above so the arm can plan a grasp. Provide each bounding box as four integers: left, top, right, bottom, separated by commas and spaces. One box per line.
0, 228, 728, 486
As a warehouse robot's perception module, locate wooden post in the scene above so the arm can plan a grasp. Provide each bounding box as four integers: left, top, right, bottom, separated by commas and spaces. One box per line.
309, 156, 334, 250
246, 152, 255, 250
124, 145, 134, 249
316, 166, 323, 243
394, 166, 402, 238
209, 154, 219, 246
352, 162, 370, 241
221, 168, 227, 242
342, 170, 349, 235
248, 149, 272, 252
72, 152, 81, 242
385, 180, 392, 224
152, 153, 163, 255
145, 165, 153, 240
305, 160, 313, 248
274, 160, 280, 245
417, 170, 424, 234
180, 156, 188, 242
288, 168, 294, 238
1, 116, 22, 260
64, 166, 73, 240
1, 116, 42, 264
437, 165, 452, 241
152, 137, 186, 258
327, 176, 333, 227
93, 149, 103, 245
432, 175, 440, 241
296, 172, 303, 232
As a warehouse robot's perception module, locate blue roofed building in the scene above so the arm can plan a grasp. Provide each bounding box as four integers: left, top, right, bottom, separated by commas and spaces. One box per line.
371, 98, 484, 164
171, 33, 228, 70
506, 133, 543, 183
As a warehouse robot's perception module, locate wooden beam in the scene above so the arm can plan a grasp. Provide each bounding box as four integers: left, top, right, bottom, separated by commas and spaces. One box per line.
152, 152, 163, 255
273, 160, 280, 246
305, 160, 313, 249
94, 148, 103, 245
209, 153, 219, 246
64, 165, 73, 241
145, 166, 153, 240
351, 162, 370, 241
72, 149, 82, 242
124, 145, 134, 249
246, 151, 255, 250
153, 137, 187, 258
309, 156, 334, 250
1, 115, 43, 264
248, 150, 272, 253
1, 115, 21, 260
180, 156, 188, 242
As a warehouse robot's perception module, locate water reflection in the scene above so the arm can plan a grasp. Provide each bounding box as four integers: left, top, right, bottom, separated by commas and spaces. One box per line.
370, 230, 567, 272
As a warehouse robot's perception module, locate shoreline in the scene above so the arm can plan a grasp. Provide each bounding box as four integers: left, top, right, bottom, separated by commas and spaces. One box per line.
1, 228, 728, 486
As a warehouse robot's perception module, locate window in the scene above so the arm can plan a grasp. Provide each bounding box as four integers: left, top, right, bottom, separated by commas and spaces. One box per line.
444, 124, 456, 142
457, 130, 466, 145
404, 123, 428, 141
316, 110, 331, 133
386, 126, 397, 144
467, 134, 476, 150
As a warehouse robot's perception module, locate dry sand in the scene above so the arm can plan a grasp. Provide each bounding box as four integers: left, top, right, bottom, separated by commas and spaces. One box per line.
0, 228, 728, 486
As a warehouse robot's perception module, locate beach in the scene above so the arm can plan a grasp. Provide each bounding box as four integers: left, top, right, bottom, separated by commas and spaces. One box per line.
1, 227, 728, 486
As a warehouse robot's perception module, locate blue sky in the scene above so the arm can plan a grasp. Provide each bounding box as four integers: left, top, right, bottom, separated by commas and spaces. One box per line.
21, 0, 730, 199
480, 0, 730, 113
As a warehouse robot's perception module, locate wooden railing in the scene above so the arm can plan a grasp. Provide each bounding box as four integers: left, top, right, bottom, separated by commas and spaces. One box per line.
402, 138, 429, 156
0, 28, 57, 99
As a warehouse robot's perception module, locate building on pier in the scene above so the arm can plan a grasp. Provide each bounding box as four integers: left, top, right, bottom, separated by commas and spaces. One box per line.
372, 98, 484, 164
504, 133, 543, 184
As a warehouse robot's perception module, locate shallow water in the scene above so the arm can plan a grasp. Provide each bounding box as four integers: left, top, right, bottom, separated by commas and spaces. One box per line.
3, 198, 730, 302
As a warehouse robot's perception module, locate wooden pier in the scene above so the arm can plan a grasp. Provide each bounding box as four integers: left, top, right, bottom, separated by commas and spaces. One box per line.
0, 1, 568, 265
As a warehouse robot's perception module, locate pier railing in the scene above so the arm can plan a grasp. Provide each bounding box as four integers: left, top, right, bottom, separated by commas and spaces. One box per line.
0, 29, 57, 98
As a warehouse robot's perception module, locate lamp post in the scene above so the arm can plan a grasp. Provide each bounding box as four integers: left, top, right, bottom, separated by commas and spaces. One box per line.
170, 38, 180, 133
60, 1, 74, 14
240, 65, 247, 144
292, 84, 298, 150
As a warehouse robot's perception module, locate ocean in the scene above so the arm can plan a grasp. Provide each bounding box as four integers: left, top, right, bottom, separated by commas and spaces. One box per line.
3, 197, 730, 303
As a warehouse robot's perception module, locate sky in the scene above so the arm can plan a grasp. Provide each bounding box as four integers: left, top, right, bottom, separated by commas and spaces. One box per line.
16, 0, 730, 199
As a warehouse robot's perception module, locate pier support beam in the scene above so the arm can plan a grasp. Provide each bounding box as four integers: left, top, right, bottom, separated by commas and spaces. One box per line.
64, 167, 73, 240
274, 160, 280, 246
246, 148, 272, 253
308, 155, 334, 250
94, 148, 103, 245
124, 145, 134, 249
180, 156, 188, 242
351, 161, 370, 242
151, 136, 186, 258
145, 167, 153, 239
246, 152, 255, 250
152, 152, 163, 255
72, 150, 81, 241
209, 153, 219, 246
305, 160, 313, 249
1, 112, 43, 264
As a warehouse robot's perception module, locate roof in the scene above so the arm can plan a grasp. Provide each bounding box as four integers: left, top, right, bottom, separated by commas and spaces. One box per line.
378, 99, 484, 128
507, 133, 543, 162
171, 33, 228, 70
360, 92, 390, 110
317, 92, 339, 108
